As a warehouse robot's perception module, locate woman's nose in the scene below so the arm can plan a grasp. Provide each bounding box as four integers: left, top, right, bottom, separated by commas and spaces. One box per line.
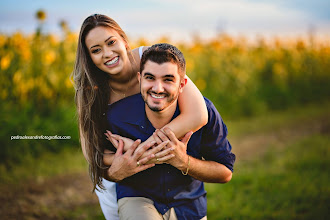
103, 47, 113, 58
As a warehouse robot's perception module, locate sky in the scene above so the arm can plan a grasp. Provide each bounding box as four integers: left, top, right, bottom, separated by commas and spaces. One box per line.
0, 0, 329, 42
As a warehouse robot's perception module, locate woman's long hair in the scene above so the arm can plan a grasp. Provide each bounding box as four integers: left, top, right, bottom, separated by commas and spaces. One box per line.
72, 14, 131, 191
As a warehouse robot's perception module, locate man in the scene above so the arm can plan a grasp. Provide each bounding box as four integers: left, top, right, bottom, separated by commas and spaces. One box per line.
106, 43, 235, 220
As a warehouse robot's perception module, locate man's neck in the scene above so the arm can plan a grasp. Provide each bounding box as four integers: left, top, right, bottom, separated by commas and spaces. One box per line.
145, 101, 178, 129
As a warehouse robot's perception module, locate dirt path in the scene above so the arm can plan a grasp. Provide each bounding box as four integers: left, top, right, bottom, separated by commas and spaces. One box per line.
0, 172, 99, 219
1, 115, 329, 219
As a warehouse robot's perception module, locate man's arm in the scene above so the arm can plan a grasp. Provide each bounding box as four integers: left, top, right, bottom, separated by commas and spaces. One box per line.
180, 155, 232, 183
157, 128, 233, 183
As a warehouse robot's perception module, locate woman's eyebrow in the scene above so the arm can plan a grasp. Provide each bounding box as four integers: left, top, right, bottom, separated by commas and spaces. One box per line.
90, 36, 114, 49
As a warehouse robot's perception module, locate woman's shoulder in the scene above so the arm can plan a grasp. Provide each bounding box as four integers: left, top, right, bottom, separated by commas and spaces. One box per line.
131, 46, 150, 60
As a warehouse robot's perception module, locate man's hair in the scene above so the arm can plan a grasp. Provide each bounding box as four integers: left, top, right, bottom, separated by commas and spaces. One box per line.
140, 43, 186, 78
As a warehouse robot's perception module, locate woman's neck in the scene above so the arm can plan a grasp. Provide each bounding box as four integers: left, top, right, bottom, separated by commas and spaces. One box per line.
108, 64, 140, 104
108, 51, 140, 104
110, 52, 135, 86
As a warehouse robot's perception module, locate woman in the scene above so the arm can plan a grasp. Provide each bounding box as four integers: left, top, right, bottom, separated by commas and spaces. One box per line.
72, 14, 208, 219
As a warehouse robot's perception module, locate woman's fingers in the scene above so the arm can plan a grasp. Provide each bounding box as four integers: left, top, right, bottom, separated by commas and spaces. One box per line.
154, 146, 174, 159
140, 140, 169, 160
156, 129, 170, 142
155, 154, 175, 163
137, 153, 155, 165
126, 139, 141, 156
152, 131, 162, 145
105, 132, 119, 148
137, 141, 173, 165
153, 146, 175, 164
163, 127, 179, 144
107, 130, 127, 142
133, 140, 157, 160
109, 133, 122, 141
115, 139, 124, 156
105, 130, 120, 145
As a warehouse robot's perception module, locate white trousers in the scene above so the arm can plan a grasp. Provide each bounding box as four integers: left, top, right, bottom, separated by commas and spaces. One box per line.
95, 178, 119, 220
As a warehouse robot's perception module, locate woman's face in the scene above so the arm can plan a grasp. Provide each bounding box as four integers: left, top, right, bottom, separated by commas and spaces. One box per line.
85, 26, 129, 76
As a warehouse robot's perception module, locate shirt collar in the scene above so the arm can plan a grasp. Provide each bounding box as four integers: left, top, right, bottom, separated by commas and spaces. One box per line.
118, 94, 180, 132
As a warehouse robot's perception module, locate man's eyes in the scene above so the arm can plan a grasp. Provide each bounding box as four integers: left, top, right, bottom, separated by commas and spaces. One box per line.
144, 76, 174, 82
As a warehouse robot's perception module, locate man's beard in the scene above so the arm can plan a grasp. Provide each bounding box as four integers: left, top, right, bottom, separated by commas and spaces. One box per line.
142, 89, 180, 112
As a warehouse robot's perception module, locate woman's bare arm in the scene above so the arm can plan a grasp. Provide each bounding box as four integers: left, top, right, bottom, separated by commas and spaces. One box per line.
164, 75, 208, 138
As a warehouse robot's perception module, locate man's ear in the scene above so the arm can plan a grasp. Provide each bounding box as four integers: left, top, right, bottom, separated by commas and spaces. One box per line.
137, 72, 141, 83
179, 76, 188, 93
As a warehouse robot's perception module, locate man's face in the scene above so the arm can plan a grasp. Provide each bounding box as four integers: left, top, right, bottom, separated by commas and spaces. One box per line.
139, 60, 186, 112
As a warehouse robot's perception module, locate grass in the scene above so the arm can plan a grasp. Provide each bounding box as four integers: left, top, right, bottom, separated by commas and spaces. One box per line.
1, 102, 329, 219
205, 134, 329, 219
0, 146, 87, 185
225, 100, 330, 138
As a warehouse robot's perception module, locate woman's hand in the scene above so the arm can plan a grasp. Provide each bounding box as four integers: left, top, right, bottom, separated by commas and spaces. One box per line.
105, 130, 134, 151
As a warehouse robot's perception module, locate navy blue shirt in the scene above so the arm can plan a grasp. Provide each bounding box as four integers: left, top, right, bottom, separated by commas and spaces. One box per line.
106, 94, 235, 220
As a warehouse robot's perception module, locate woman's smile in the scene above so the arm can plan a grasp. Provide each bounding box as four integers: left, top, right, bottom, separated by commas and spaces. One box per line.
105, 56, 120, 67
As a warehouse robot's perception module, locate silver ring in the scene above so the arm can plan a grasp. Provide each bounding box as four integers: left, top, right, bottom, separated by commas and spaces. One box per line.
137, 161, 140, 167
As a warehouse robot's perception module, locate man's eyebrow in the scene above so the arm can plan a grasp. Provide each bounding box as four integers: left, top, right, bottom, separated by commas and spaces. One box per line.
163, 74, 174, 78
90, 36, 114, 49
143, 72, 154, 77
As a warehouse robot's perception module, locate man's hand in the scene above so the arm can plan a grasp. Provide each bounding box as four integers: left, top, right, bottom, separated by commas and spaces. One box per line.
106, 139, 155, 182
154, 128, 233, 183
153, 128, 193, 171
105, 130, 175, 165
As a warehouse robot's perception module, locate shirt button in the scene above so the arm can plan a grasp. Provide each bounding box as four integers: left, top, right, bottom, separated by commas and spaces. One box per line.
141, 126, 144, 129
167, 188, 170, 191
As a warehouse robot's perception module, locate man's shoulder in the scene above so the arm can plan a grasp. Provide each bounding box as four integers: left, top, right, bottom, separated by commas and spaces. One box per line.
203, 96, 218, 114
107, 93, 145, 121
202, 96, 224, 128
110, 93, 143, 108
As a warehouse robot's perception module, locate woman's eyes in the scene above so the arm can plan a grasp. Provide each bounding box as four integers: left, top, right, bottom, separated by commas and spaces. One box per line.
90, 40, 116, 54
108, 40, 116, 45
91, 48, 101, 54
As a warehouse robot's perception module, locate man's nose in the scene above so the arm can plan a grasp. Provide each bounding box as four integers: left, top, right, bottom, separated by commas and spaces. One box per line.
152, 81, 165, 93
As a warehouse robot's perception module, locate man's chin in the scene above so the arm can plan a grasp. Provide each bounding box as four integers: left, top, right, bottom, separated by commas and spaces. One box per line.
148, 105, 163, 112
